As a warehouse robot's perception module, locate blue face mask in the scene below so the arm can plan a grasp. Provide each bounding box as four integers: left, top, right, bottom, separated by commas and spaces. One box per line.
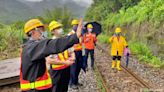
73, 25, 78, 32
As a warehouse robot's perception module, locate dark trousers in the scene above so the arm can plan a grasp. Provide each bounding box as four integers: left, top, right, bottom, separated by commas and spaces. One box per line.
112, 56, 121, 60
85, 49, 94, 68
125, 56, 129, 67
22, 88, 52, 92
70, 51, 82, 85
112, 51, 122, 61
50, 67, 70, 92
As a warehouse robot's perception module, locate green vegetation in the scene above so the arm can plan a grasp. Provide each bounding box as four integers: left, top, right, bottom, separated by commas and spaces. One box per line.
97, 34, 110, 44
0, 7, 73, 60
103, 0, 164, 29
129, 40, 164, 68
0, 24, 22, 60
39, 7, 73, 33
0, 0, 163, 68
94, 66, 107, 92
86, 0, 163, 30
86, 0, 164, 68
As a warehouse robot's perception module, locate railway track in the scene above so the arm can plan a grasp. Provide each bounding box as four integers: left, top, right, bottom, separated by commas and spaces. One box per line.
0, 76, 19, 86
94, 62, 111, 92
96, 44, 153, 91
0, 58, 20, 87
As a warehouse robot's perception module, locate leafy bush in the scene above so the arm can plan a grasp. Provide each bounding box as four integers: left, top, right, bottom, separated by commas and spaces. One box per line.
129, 40, 164, 68
86, 0, 164, 28
0, 24, 21, 60
97, 34, 110, 44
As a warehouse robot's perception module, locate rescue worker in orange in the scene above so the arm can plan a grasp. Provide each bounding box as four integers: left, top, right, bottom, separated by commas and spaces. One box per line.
68, 19, 83, 89
109, 27, 128, 71
83, 24, 97, 70
47, 21, 75, 92
20, 18, 83, 92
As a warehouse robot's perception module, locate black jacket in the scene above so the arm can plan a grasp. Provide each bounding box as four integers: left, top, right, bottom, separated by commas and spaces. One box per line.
21, 34, 79, 82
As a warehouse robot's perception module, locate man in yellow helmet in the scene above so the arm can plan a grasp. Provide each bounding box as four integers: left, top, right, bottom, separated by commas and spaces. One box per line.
46, 21, 75, 92
68, 19, 83, 89
20, 18, 83, 92
109, 27, 128, 71
68, 19, 79, 35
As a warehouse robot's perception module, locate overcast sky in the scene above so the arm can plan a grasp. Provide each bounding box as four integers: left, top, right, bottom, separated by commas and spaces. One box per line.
24, 0, 93, 4
24, 0, 43, 2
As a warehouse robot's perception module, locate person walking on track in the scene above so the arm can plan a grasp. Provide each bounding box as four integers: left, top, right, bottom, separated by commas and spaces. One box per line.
109, 27, 128, 71
20, 18, 83, 92
123, 46, 131, 68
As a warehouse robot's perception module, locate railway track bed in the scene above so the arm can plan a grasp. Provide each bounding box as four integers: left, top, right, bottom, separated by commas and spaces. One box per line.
0, 58, 20, 87
95, 44, 156, 92
0, 45, 163, 92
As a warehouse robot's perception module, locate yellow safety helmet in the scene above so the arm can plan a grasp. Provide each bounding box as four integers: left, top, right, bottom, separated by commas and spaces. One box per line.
87, 24, 93, 29
71, 19, 79, 25
115, 27, 122, 33
49, 21, 62, 31
24, 19, 44, 34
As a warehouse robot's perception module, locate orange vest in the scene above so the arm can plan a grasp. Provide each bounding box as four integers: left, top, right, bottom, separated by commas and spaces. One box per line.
20, 57, 52, 91
68, 31, 82, 51
74, 43, 82, 51
83, 33, 97, 50
51, 50, 70, 70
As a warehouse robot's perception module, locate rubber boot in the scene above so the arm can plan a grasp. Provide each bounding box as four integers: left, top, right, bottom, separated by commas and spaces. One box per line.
111, 61, 116, 69
116, 60, 121, 71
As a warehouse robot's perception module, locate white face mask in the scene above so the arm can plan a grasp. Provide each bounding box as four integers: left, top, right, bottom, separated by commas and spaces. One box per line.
88, 28, 92, 33
37, 31, 46, 40
41, 31, 48, 38
58, 28, 64, 35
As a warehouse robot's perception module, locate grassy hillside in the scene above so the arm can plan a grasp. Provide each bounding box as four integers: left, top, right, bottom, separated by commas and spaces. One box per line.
0, 24, 22, 60
86, 0, 164, 68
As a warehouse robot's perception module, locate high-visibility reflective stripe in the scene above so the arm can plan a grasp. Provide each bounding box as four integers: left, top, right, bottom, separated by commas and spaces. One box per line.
52, 65, 68, 70
63, 50, 68, 59
58, 53, 65, 61
20, 53, 52, 91
74, 45, 82, 49
58, 50, 68, 61
52, 50, 69, 70
74, 44, 82, 51
20, 73, 52, 90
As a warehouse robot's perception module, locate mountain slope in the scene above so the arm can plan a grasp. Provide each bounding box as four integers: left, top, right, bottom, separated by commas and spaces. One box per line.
0, 0, 91, 23
0, 0, 36, 23
20, 0, 88, 16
